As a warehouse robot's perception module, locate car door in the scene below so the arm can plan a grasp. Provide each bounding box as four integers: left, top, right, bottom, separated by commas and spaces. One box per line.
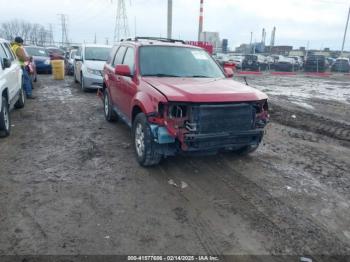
109, 46, 127, 107
0, 43, 19, 102
118, 47, 137, 119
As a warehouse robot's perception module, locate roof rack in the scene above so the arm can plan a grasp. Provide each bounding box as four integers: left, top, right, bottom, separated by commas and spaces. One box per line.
126, 37, 186, 44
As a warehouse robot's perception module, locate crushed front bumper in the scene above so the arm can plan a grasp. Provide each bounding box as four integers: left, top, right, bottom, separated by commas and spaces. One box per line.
183, 129, 264, 151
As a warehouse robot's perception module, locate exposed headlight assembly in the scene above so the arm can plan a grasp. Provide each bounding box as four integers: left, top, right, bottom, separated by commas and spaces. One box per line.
86, 68, 101, 76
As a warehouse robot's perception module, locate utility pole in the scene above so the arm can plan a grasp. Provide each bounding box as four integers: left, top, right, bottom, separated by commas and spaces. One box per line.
167, 0, 173, 39
249, 32, 253, 54
94, 33, 97, 44
105, 37, 109, 45
57, 14, 69, 47
341, 6, 350, 56
113, 0, 129, 43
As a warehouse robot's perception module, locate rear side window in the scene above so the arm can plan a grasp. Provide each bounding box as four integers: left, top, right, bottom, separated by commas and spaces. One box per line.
122, 48, 135, 74
112, 46, 126, 67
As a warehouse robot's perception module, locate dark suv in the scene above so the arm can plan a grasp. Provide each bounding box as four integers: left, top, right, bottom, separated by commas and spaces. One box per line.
102, 37, 269, 166
304, 55, 327, 72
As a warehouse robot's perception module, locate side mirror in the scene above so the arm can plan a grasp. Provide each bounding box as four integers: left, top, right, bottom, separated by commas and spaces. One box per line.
3, 58, 11, 69
224, 67, 233, 78
115, 64, 131, 77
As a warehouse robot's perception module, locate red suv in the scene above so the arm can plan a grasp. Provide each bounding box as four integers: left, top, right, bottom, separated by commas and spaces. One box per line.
102, 37, 269, 166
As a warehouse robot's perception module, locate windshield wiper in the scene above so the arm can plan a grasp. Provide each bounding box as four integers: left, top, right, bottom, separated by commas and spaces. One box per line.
86, 58, 105, 61
183, 75, 212, 78
142, 74, 181, 77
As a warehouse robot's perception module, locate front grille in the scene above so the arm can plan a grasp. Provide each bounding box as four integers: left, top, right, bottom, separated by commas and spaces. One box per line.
187, 103, 255, 134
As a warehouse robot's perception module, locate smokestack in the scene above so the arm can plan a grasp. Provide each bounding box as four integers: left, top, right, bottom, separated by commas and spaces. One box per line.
270, 26, 276, 47
198, 0, 204, 41
167, 0, 172, 39
261, 28, 266, 44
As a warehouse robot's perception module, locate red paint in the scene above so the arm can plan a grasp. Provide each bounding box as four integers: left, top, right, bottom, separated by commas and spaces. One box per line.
186, 41, 213, 54
237, 71, 263, 75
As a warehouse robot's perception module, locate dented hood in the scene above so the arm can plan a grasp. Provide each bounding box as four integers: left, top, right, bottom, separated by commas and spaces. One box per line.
142, 77, 268, 103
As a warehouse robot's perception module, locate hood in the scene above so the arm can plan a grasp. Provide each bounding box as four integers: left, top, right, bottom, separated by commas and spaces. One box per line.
84, 60, 106, 70
143, 77, 268, 103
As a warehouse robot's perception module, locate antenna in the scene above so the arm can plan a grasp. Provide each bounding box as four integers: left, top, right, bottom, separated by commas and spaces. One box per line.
113, 0, 130, 43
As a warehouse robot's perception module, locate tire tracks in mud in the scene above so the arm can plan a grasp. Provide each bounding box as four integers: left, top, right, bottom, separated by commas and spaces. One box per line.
269, 103, 350, 144
198, 157, 350, 255
158, 155, 350, 256
265, 125, 350, 196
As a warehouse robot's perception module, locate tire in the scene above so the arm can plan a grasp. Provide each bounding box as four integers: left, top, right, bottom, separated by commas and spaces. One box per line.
132, 113, 162, 166
15, 86, 25, 109
235, 144, 259, 156
74, 70, 78, 83
0, 96, 11, 138
104, 89, 117, 122
81, 74, 87, 92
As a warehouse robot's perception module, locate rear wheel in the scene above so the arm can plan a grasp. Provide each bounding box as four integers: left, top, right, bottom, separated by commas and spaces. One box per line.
133, 113, 162, 166
0, 96, 11, 137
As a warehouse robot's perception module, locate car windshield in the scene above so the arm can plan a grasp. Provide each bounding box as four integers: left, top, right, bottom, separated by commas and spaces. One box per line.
139, 46, 224, 78
25, 47, 48, 57
85, 47, 111, 61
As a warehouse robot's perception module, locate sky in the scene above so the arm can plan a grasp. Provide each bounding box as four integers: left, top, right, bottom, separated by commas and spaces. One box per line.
0, 0, 349, 50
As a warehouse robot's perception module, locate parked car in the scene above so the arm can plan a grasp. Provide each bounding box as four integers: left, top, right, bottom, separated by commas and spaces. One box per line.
331, 57, 350, 73
102, 38, 269, 166
242, 54, 268, 71
288, 56, 303, 70
304, 55, 327, 72
24, 46, 51, 74
0, 38, 25, 137
228, 55, 244, 69
274, 56, 296, 72
66, 49, 77, 75
46, 47, 65, 60
74, 44, 112, 91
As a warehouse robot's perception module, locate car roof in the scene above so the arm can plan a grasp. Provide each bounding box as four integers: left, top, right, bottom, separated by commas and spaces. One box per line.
24, 46, 46, 48
0, 38, 9, 43
115, 38, 202, 50
83, 44, 112, 48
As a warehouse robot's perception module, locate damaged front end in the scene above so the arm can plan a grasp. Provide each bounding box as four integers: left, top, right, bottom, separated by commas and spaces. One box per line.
147, 100, 269, 156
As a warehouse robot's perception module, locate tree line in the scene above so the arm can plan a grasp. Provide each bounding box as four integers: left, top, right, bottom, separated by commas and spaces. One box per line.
0, 19, 53, 46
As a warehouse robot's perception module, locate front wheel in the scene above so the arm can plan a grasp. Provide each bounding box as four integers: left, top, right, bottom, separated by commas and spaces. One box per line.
0, 96, 11, 137
81, 74, 87, 92
132, 113, 162, 166
235, 144, 259, 156
15, 86, 25, 109
104, 89, 117, 122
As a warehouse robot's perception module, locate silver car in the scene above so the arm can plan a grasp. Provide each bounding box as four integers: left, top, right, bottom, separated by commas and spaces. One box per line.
73, 44, 111, 91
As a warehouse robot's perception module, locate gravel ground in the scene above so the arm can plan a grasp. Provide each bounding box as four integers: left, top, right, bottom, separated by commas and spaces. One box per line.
0, 75, 349, 260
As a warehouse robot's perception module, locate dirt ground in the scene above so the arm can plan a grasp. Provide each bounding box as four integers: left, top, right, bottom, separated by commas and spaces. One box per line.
0, 74, 349, 260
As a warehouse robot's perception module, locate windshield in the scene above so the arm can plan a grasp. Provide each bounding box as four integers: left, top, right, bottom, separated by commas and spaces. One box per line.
25, 47, 48, 57
139, 46, 224, 78
84, 47, 111, 61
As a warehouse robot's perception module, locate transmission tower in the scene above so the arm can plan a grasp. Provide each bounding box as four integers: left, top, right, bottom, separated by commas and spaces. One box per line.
113, 0, 130, 43
58, 14, 69, 46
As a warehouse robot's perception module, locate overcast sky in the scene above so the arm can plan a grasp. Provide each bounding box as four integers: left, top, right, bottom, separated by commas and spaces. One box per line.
0, 0, 349, 50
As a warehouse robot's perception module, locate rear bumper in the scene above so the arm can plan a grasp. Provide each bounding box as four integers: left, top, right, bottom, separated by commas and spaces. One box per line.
183, 129, 264, 151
